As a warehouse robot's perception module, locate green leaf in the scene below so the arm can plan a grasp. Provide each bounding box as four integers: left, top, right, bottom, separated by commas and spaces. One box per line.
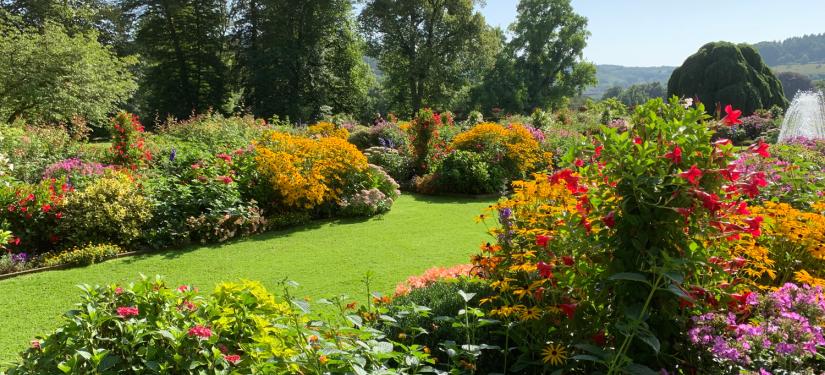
663, 271, 684, 284
458, 290, 476, 303
624, 363, 660, 375
636, 329, 661, 353
665, 284, 692, 301
291, 300, 310, 314
571, 354, 601, 363
608, 272, 649, 285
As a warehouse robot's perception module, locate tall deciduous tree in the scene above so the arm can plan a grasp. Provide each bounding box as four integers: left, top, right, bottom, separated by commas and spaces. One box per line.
359, 0, 490, 116
471, 0, 595, 114
234, 0, 371, 122
127, 0, 231, 120
0, 13, 137, 125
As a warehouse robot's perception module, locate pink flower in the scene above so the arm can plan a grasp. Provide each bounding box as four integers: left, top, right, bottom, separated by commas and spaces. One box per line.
216, 153, 232, 163
177, 285, 190, 292
188, 325, 213, 339
115, 287, 124, 295
217, 176, 233, 184
574, 158, 584, 167
116, 306, 139, 318
679, 165, 703, 185
224, 354, 241, 365
558, 303, 577, 319
31, 340, 41, 350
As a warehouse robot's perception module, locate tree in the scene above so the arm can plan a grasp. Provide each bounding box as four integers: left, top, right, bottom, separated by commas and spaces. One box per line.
613, 82, 665, 106
815, 80, 825, 93
234, 0, 372, 122
601, 86, 623, 100
776, 71, 814, 99
127, 0, 231, 120
359, 0, 490, 116
0, 15, 137, 125
668, 42, 788, 115
471, 0, 595, 114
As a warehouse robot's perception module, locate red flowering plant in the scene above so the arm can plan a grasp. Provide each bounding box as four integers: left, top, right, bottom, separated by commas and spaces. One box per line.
473, 98, 770, 373
108, 111, 152, 170
1, 178, 71, 254
408, 108, 451, 175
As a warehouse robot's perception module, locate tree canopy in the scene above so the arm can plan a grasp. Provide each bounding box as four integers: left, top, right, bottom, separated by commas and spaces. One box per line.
0, 13, 136, 125
668, 42, 788, 115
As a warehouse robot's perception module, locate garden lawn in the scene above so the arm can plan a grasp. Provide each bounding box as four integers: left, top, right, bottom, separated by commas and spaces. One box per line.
0, 194, 494, 364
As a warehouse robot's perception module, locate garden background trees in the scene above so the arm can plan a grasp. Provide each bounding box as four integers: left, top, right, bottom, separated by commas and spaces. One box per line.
471, 0, 596, 114
668, 42, 788, 115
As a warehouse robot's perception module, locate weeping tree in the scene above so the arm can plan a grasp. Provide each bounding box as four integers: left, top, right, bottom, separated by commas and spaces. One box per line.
667, 42, 788, 115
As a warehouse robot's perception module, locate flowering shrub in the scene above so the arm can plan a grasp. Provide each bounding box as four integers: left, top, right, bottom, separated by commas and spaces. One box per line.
732, 143, 825, 209
8, 275, 436, 374
689, 283, 825, 373
41, 158, 110, 188
306, 121, 349, 139
713, 114, 780, 145
451, 122, 550, 179
1, 178, 70, 254
254, 131, 368, 210
408, 109, 450, 174
472, 98, 772, 373
0, 123, 76, 183
41, 243, 122, 267
108, 112, 151, 170
59, 170, 152, 247
394, 264, 476, 296
348, 120, 409, 150
364, 147, 414, 184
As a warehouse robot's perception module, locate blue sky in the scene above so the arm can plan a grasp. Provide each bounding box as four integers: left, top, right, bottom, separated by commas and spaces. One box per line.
480, 0, 825, 66
355, 1, 825, 67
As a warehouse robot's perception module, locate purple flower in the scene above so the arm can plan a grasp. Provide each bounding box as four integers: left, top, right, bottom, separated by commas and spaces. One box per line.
169, 148, 177, 162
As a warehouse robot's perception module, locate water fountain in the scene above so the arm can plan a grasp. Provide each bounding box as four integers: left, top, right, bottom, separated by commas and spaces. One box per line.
778, 90, 825, 142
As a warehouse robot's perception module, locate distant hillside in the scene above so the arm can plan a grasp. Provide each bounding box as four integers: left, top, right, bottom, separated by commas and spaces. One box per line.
753, 33, 825, 66
585, 65, 675, 98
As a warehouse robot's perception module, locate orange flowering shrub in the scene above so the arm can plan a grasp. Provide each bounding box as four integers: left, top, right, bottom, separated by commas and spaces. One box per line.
451, 122, 549, 176
307, 121, 349, 140
394, 264, 476, 296
254, 131, 367, 210
728, 201, 825, 288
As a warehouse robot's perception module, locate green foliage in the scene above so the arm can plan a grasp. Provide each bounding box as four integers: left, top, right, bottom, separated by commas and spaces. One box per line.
41, 243, 122, 267
434, 150, 504, 195
667, 42, 788, 114
359, 0, 495, 115
130, 0, 231, 120
155, 113, 266, 153
588, 65, 674, 99
0, 16, 136, 126
59, 171, 152, 248
472, 0, 596, 113
776, 71, 814, 98
753, 32, 825, 66
235, 0, 372, 122
364, 147, 414, 184
0, 124, 76, 183
603, 82, 666, 106
6, 275, 437, 374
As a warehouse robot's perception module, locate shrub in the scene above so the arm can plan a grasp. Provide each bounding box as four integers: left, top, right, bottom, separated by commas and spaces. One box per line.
7, 276, 435, 374
339, 165, 400, 217
0, 178, 70, 254
0, 123, 76, 183
41, 158, 110, 189
185, 202, 269, 244
0, 251, 33, 274
59, 171, 152, 248
108, 112, 151, 170
306, 121, 349, 139
451, 122, 548, 179
156, 113, 267, 152
689, 283, 825, 373
364, 147, 414, 184
433, 150, 505, 194
254, 131, 368, 211
41, 243, 122, 267
409, 109, 447, 174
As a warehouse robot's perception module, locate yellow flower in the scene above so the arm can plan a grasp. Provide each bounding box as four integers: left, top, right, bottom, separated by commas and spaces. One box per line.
519, 307, 542, 321
541, 343, 568, 366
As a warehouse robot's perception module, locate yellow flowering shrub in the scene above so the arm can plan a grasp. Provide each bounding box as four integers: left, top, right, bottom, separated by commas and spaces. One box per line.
307, 121, 349, 139
728, 201, 825, 288
255, 131, 368, 210
451, 122, 546, 175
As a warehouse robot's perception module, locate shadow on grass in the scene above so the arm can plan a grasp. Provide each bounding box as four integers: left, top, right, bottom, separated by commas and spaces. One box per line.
406, 192, 501, 204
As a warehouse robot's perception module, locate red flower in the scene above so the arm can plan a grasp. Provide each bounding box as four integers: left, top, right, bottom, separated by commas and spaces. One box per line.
750, 140, 770, 158
694, 190, 721, 212
713, 138, 732, 147
679, 165, 703, 185
562, 256, 575, 266
734, 201, 750, 215
664, 145, 683, 164
535, 234, 550, 247
633, 137, 643, 145
574, 158, 584, 167
537, 261, 554, 279
10, 237, 21, 246
558, 303, 577, 319
41, 204, 51, 213
594, 145, 604, 158
722, 105, 742, 126
740, 172, 768, 198
592, 330, 606, 346
224, 354, 241, 365
177, 285, 190, 292
217, 176, 234, 184
216, 153, 233, 163
601, 211, 616, 228
188, 325, 213, 339
580, 218, 592, 233
55, 212, 63, 220
116, 306, 139, 318
744, 216, 763, 237
720, 163, 741, 182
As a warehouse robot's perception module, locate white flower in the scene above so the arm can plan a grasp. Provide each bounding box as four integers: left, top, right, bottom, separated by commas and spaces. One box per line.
682, 98, 694, 108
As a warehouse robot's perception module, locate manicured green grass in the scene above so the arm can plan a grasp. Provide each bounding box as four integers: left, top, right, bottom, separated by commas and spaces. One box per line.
0, 194, 495, 364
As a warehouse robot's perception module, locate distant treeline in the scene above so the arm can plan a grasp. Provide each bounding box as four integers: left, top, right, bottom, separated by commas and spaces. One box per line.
754, 33, 825, 66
